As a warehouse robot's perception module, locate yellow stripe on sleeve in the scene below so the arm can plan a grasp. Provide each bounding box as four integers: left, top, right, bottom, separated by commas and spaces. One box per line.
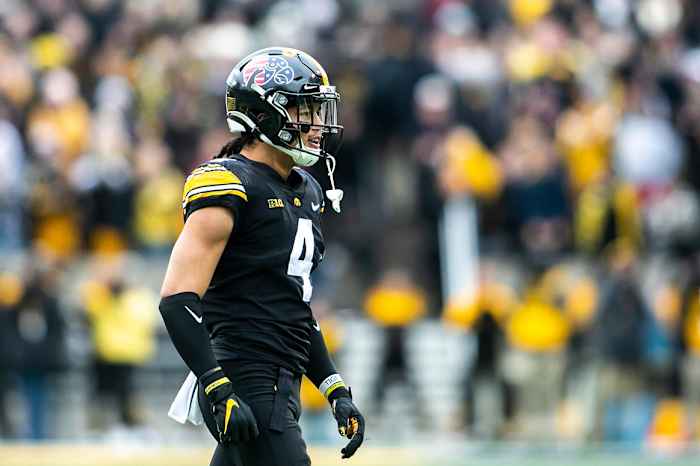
186, 189, 248, 206
182, 164, 247, 209
183, 166, 243, 199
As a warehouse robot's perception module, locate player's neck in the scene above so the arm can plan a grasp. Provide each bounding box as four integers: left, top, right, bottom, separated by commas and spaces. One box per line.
240, 144, 294, 180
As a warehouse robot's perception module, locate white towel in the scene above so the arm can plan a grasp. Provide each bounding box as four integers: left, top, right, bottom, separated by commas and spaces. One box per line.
168, 371, 204, 426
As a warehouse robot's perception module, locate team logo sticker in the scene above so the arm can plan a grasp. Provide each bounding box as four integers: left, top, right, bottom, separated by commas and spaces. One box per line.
243, 56, 295, 87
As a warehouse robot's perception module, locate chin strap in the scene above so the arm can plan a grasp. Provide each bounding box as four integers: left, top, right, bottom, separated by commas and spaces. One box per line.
324, 155, 343, 213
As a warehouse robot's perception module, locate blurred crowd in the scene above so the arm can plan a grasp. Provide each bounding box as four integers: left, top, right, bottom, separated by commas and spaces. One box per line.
2, 0, 700, 449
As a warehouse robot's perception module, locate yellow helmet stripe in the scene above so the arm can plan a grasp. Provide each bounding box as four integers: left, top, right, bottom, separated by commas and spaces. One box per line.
298, 50, 330, 86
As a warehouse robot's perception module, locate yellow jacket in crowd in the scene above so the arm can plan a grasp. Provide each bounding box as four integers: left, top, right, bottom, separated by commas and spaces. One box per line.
506, 297, 571, 353
82, 281, 157, 365
443, 263, 597, 353
442, 281, 517, 330
365, 280, 427, 328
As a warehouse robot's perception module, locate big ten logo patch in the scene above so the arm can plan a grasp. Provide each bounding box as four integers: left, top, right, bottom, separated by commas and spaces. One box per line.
268, 198, 284, 209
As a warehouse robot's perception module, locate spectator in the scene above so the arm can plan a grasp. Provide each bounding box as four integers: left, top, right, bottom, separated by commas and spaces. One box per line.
81, 258, 157, 430
678, 252, 700, 441
131, 139, 183, 253
0, 271, 25, 439
499, 116, 571, 264
26, 68, 90, 174
13, 263, 67, 440
364, 269, 427, 424
443, 259, 519, 438
501, 266, 572, 441
591, 242, 654, 442
0, 106, 26, 252
574, 179, 642, 255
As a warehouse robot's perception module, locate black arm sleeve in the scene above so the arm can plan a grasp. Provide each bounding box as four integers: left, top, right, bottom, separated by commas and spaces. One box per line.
159, 292, 219, 378
306, 321, 349, 401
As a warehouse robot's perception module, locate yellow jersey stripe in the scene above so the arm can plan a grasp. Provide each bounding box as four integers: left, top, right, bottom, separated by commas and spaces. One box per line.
184, 183, 246, 200
183, 168, 242, 200
191, 164, 229, 174
184, 189, 248, 208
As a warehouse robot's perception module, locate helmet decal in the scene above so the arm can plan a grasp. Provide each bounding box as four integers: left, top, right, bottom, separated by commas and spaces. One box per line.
242, 55, 295, 87
225, 47, 343, 167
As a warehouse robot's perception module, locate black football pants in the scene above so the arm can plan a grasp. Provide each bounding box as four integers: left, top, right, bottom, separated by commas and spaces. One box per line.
198, 360, 311, 466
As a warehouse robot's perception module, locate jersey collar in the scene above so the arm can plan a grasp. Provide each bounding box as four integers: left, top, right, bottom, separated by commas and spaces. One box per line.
234, 154, 306, 191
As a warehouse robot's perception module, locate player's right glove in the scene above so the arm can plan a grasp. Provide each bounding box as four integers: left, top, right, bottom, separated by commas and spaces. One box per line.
200, 367, 259, 444
331, 389, 365, 459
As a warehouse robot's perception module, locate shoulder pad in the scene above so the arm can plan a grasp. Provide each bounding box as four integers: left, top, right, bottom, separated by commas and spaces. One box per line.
182, 162, 247, 208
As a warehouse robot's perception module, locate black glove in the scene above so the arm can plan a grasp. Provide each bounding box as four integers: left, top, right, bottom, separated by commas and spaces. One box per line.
331, 390, 365, 459
201, 367, 259, 444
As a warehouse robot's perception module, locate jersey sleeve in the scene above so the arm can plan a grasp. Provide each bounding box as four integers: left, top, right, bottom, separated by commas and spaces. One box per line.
182, 162, 247, 221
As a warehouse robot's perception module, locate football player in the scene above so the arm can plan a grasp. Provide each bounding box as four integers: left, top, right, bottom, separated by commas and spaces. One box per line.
159, 47, 365, 466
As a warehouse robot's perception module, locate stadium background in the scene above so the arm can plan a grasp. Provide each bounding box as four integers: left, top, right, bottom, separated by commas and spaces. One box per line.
2, 0, 700, 465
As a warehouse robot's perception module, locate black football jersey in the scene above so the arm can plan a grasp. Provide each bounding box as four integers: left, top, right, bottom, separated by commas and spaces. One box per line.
181, 154, 325, 373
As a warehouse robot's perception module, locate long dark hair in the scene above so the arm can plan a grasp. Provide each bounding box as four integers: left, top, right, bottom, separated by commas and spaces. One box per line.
217, 132, 257, 158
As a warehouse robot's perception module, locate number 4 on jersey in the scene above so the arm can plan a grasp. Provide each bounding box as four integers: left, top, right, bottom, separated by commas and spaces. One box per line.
287, 218, 314, 302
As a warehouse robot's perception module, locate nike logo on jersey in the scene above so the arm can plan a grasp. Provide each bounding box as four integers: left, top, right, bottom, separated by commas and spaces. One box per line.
311, 202, 320, 212
185, 305, 203, 324
313, 320, 321, 331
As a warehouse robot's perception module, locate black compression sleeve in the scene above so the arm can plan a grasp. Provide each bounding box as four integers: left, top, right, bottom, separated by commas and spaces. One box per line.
307, 320, 349, 401
159, 292, 219, 378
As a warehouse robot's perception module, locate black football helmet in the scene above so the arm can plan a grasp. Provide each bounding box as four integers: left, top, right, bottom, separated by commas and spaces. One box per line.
225, 47, 343, 167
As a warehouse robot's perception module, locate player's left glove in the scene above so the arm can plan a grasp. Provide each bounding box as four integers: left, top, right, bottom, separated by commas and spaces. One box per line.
331, 390, 365, 459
